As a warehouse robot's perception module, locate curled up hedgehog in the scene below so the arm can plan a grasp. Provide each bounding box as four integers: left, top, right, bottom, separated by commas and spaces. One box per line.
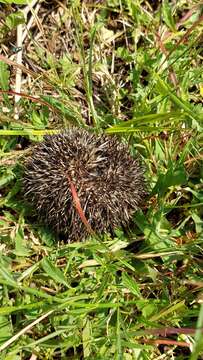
23, 127, 146, 242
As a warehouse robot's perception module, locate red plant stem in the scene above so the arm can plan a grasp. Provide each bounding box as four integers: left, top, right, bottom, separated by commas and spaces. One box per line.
156, 33, 178, 89
141, 338, 190, 347
0, 89, 57, 113
67, 175, 95, 236
143, 327, 203, 337
159, 14, 203, 71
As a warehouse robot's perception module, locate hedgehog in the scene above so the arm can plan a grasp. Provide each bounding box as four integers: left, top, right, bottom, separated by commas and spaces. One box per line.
23, 127, 146, 241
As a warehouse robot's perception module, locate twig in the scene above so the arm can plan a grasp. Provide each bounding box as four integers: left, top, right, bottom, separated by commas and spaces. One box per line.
23, 0, 39, 18
15, 0, 41, 117
0, 310, 54, 352
22, 0, 41, 42
14, 23, 23, 112
29, 354, 37, 360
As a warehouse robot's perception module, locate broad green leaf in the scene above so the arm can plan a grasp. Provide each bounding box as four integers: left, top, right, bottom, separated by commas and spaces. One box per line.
0, 61, 10, 105
0, 61, 10, 90
191, 213, 203, 234
106, 112, 183, 134
82, 318, 91, 358
5, 11, 25, 29
122, 273, 142, 298
155, 74, 200, 122
0, 301, 48, 315
0, 315, 12, 345
162, 0, 176, 31
31, 111, 47, 129
0, 170, 15, 189
0, 0, 30, 4
151, 300, 186, 321
191, 304, 203, 360
106, 126, 173, 133
137, 300, 157, 318
0, 129, 58, 136
0, 260, 16, 286
151, 164, 187, 196
14, 219, 31, 257
4, 354, 21, 360
41, 257, 69, 287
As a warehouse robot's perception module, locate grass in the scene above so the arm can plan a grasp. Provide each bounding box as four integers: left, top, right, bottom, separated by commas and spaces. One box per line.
0, 0, 203, 359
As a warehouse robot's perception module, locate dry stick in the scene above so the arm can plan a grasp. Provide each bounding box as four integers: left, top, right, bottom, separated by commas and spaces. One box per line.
22, 0, 41, 42
14, 23, 23, 116
29, 354, 37, 360
185, 154, 203, 164
67, 175, 96, 237
0, 310, 54, 353
23, 3, 41, 43
23, 0, 39, 18
28, 0, 46, 45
